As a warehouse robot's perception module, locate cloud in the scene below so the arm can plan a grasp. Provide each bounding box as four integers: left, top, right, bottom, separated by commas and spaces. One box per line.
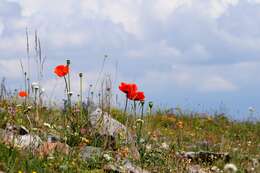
0, 58, 24, 79
1, 0, 260, 117
201, 76, 237, 92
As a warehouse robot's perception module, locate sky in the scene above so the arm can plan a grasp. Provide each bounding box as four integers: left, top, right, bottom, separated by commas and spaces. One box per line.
0, 0, 260, 120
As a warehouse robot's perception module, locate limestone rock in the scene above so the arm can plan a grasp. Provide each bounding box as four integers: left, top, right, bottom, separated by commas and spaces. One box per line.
90, 108, 140, 160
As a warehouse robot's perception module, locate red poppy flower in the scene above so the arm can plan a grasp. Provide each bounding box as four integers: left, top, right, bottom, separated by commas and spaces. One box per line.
119, 82, 138, 95
128, 91, 145, 101
18, 91, 28, 97
54, 65, 69, 77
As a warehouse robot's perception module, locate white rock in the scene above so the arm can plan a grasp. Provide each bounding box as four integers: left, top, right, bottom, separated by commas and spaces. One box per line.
89, 108, 140, 160
90, 108, 132, 142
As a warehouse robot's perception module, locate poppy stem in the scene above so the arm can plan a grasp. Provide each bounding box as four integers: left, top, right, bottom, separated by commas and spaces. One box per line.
63, 76, 70, 125
66, 60, 71, 92
123, 95, 128, 117
134, 101, 137, 119
124, 95, 129, 144
24, 72, 27, 105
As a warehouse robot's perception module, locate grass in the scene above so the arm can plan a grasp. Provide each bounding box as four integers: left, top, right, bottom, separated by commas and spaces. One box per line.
0, 100, 259, 173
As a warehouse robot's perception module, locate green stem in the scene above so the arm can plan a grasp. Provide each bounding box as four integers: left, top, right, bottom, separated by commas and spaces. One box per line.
123, 96, 128, 117
124, 96, 129, 144
134, 101, 137, 119
79, 74, 83, 122
137, 102, 144, 146
63, 76, 70, 125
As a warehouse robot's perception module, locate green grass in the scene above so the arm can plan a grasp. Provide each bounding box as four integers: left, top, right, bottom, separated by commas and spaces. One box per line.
0, 101, 259, 172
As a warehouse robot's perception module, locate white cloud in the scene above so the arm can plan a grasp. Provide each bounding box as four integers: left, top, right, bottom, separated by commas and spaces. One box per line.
152, 0, 192, 21
207, 0, 239, 18
201, 76, 237, 92
2, 0, 260, 114
0, 58, 23, 79
0, 19, 4, 36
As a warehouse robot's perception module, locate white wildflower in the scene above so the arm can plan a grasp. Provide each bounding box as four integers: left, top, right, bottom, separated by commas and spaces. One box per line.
224, 163, 238, 173
248, 106, 256, 113
211, 166, 220, 173
139, 138, 145, 143
31, 82, 40, 90
136, 119, 144, 124
161, 142, 169, 150
146, 144, 152, 151
40, 87, 45, 93
252, 158, 259, 168
103, 153, 112, 161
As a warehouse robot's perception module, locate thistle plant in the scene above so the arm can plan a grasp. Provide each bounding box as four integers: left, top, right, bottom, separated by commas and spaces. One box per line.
137, 100, 145, 145
31, 82, 40, 125
148, 101, 153, 122
66, 59, 71, 108
24, 72, 27, 104
79, 72, 83, 122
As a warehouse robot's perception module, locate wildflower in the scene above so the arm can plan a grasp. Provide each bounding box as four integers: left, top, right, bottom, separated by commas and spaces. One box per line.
68, 91, 73, 96
18, 90, 28, 97
31, 82, 40, 90
119, 82, 137, 95
18, 171, 23, 173
248, 106, 256, 113
224, 163, 238, 173
139, 138, 145, 143
148, 101, 153, 109
252, 158, 259, 168
103, 153, 112, 161
146, 144, 152, 151
211, 166, 220, 172
128, 91, 145, 101
136, 118, 144, 124
40, 87, 45, 93
161, 142, 169, 150
32, 171, 37, 173
54, 65, 69, 77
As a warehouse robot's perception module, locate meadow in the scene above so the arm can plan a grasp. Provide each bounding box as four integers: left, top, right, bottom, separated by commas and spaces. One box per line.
0, 63, 259, 173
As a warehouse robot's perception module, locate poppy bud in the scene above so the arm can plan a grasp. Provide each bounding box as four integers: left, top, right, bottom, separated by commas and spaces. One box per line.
140, 100, 145, 106
148, 101, 153, 109
68, 92, 73, 97
79, 73, 83, 77
66, 59, 71, 65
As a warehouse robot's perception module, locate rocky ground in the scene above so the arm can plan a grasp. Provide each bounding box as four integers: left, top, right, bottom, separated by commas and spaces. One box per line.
0, 104, 260, 173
